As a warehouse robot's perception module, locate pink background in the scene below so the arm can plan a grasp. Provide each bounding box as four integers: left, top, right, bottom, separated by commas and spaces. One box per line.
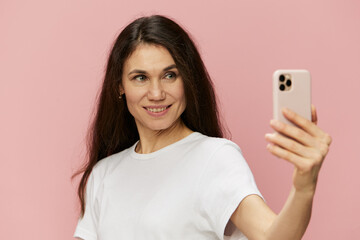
1, 0, 359, 239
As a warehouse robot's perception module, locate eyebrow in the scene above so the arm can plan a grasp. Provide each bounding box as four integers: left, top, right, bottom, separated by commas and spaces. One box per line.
127, 64, 177, 76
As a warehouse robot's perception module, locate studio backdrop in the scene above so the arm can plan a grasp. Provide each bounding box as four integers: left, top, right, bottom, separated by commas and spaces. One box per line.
0, 0, 359, 239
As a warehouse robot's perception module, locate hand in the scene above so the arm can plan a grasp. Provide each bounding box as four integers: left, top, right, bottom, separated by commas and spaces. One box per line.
265, 105, 332, 194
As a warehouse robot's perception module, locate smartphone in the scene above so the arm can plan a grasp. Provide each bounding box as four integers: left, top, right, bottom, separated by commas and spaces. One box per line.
273, 69, 312, 126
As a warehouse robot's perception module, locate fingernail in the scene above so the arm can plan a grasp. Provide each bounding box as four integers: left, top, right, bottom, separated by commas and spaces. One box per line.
265, 133, 273, 139
283, 108, 295, 117
282, 107, 290, 113
270, 119, 280, 127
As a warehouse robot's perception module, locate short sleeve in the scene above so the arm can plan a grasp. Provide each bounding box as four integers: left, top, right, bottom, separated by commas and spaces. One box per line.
198, 142, 262, 240
74, 172, 99, 240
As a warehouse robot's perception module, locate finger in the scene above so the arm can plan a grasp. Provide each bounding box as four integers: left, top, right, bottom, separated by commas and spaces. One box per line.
270, 119, 316, 147
282, 108, 328, 140
265, 133, 315, 159
266, 143, 308, 170
311, 104, 318, 125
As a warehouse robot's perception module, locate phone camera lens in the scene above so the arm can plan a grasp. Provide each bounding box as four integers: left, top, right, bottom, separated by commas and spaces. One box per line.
286, 79, 292, 86
279, 84, 285, 91
279, 75, 285, 82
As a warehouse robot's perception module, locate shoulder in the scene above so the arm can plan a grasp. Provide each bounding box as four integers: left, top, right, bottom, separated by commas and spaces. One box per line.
181, 133, 245, 170
191, 132, 242, 156
91, 146, 133, 180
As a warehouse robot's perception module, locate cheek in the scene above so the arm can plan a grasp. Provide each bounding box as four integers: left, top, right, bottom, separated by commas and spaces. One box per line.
176, 82, 186, 107
124, 89, 144, 113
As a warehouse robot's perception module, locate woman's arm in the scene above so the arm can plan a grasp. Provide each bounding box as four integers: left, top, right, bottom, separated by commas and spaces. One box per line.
230, 105, 332, 240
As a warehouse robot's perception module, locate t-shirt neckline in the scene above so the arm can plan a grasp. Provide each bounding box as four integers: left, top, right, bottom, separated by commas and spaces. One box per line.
130, 132, 201, 160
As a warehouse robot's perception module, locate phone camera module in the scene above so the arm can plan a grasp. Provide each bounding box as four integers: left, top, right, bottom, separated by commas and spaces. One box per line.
279, 75, 285, 82
286, 79, 292, 87
279, 84, 285, 91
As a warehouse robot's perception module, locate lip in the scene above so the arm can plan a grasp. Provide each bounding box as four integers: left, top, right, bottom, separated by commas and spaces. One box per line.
143, 105, 172, 117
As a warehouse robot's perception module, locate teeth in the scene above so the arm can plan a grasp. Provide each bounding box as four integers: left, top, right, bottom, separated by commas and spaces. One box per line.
147, 107, 168, 113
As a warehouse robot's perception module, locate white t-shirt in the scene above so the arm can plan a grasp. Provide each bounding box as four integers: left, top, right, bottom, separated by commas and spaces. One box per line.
74, 132, 262, 240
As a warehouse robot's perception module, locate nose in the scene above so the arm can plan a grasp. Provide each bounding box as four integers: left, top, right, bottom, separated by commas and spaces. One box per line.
147, 80, 165, 101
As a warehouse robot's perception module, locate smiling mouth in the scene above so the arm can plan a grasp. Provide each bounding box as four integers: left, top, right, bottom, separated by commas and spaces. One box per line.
144, 105, 172, 113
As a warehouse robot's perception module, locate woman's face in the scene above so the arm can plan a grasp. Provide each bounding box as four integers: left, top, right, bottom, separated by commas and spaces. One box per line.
120, 44, 186, 134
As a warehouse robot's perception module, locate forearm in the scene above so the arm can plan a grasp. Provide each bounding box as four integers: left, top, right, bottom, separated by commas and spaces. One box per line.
264, 187, 314, 240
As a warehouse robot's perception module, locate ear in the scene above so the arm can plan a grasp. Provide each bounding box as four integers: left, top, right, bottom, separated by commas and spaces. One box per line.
119, 84, 124, 95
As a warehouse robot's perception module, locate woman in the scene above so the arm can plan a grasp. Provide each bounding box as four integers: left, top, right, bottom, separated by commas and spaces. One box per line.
74, 15, 331, 240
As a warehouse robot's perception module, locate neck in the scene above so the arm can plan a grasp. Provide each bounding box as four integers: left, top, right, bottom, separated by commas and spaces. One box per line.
135, 120, 193, 154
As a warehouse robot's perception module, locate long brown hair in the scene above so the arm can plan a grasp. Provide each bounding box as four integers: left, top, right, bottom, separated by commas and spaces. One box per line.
76, 15, 226, 216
